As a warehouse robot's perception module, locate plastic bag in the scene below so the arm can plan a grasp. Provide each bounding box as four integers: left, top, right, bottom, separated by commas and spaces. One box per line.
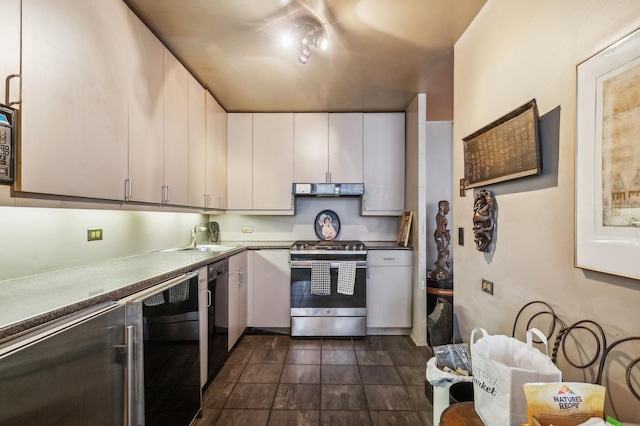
426, 356, 473, 386
433, 343, 472, 374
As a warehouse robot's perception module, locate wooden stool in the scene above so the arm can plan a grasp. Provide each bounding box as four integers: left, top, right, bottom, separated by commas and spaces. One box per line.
439, 402, 484, 425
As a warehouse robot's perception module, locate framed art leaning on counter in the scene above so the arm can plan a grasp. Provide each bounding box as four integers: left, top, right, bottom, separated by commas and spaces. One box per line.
397, 211, 413, 247
576, 26, 640, 281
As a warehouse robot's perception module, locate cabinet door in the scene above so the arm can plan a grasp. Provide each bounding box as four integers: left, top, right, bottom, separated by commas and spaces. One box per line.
227, 113, 253, 210
0, 305, 126, 425
293, 113, 328, 182
366, 251, 413, 328
20, 0, 130, 200
229, 264, 248, 350
250, 250, 290, 328
253, 113, 294, 211
205, 92, 227, 210
188, 76, 206, 208
127, 12, 164, 203
329, 113, 363, 183
362, 113, 406, 215
0, 0, 20, 107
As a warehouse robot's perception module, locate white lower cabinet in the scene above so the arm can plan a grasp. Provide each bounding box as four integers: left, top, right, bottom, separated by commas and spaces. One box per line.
366, 250, 413, 331
248, 249, 291, 329
228, 252, 248, 350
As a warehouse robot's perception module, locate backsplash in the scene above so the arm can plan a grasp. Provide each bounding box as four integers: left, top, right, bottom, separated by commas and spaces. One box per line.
0, 198, 403, 281
0, 206, 207, 281
212, 197, 400, 242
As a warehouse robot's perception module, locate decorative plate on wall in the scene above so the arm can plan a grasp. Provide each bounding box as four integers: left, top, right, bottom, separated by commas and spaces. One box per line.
315, 210, 340, 240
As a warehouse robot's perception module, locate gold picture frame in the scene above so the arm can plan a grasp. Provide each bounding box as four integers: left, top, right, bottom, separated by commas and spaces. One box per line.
397, 211, 413, 247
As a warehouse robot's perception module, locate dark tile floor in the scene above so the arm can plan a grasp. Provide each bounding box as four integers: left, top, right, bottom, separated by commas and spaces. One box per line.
193, 333, 434, 426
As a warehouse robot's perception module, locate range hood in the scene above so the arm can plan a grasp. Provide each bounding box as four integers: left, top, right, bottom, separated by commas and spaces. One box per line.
293, 183, 364, 196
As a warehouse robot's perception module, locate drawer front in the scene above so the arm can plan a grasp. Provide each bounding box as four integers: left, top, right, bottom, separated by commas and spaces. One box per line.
229, 251, 248, 274
367, 250, 413, 267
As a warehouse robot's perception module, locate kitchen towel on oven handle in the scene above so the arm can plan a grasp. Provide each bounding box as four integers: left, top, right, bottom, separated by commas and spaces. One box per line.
337, 261, 356, 295
311, 261, 331, 295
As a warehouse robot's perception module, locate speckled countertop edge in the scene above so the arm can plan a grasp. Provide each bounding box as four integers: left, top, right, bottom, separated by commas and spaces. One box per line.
0, 241, 409, 342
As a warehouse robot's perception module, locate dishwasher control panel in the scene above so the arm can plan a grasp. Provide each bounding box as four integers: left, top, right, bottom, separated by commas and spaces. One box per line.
0, 105, 15, 184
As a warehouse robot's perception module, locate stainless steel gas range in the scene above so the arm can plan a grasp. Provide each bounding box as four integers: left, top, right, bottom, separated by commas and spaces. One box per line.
289, 240, 367, 337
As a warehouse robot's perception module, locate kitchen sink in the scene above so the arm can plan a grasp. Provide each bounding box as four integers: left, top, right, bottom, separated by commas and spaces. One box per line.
161, 245, 240, 253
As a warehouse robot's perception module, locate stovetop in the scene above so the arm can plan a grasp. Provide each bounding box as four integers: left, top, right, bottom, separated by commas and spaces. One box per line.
291, 240, 366, 251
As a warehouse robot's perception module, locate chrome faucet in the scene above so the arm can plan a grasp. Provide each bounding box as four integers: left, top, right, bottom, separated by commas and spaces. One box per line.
190, 224, 210, 247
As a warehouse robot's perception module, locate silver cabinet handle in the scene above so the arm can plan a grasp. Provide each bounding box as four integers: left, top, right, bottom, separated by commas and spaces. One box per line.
126, 325, 134, 426
383, 257, 396, 261
124, 179, 132, 201
238, 271, 244, 284
5, 74, 22, 106
207, 290, 212, 307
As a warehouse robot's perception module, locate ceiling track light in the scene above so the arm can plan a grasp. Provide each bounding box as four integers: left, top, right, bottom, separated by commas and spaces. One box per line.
291, 16, 327, 64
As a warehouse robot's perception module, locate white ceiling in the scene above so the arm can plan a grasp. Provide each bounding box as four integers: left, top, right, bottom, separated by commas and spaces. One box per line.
124, 0, 486, 120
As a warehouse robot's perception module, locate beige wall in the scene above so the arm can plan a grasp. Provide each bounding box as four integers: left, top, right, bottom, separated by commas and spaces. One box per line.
454, 1, 640, 420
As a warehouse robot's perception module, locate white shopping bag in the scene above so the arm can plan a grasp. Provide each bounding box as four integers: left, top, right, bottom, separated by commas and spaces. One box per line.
470, 328, 562, 426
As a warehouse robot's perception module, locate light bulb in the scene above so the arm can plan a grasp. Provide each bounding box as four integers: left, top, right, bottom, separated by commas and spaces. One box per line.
298, 46, 310, 64
317, 37, 328, 50
281, 32, 293, 47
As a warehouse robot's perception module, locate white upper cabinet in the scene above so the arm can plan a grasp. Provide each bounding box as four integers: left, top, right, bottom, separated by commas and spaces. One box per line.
127, 13, 165, 204
205, 92, 227, 210
188, 76, 206, 208
329, 113, 363, 183
0, 0, 21, 107
228, 113, 294, 214
227, 113, 253, 211
293, 113, 363, 183
362, 113, 406, 215
161, 50, 190, 206
20, 0, 130, 200
252, 113, 294, 212
293, 113, 328, 183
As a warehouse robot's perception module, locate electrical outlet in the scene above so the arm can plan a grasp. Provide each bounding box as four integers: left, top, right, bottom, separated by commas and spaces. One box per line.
242, 226, 253, 233
482, 279, 494, 295
87, 229, 103, 241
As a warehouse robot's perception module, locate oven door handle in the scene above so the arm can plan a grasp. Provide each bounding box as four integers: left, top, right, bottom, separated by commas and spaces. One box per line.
290, 261, 367, 269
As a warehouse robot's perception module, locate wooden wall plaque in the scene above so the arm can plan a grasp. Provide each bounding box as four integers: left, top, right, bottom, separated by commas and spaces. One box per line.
463, 99, 541, 189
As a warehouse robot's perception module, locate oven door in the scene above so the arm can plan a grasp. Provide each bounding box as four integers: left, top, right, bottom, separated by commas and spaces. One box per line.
290, 260, 366, 336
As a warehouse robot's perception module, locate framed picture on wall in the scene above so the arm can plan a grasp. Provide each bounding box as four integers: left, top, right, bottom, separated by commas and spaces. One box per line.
576, 26, 640, 280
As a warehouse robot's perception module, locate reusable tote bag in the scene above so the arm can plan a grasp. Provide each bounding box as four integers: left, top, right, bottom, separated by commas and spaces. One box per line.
470, 328, 562, 426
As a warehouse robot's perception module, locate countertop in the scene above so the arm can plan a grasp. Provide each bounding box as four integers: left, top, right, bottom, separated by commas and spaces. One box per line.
0, 240, 410, 341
